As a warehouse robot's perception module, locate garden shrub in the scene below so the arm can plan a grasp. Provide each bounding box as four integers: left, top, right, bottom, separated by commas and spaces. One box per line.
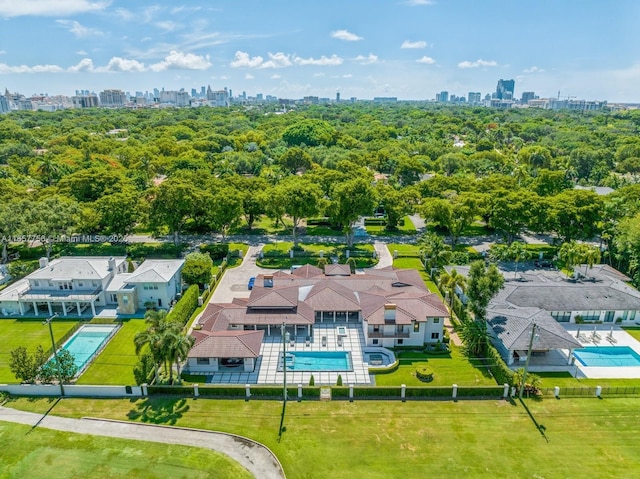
199, 243, 229, 261
416, 367, 434, 382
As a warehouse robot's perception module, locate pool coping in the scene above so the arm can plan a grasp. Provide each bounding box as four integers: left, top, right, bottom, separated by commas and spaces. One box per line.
59, 323, 121, 378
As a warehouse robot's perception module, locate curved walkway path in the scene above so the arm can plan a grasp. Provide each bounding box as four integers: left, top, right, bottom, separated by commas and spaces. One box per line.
0, 405, 286, 479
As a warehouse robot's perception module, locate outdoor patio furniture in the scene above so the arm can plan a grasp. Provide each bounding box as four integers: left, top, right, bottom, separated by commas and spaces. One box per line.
305, 336, 311, 347
322, 336, 327, 347
337, 336, 343, 347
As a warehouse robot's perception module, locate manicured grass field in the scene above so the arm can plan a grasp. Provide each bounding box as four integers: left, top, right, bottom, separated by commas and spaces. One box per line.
622, 327, 640, 342
0, 318, 78, 383
75, 319, 148, 385
374, 345, 496, 387
0, 420, 251, 479
390, 254, 442, 297
537, 371, 640, 389
7, 396, 640, 479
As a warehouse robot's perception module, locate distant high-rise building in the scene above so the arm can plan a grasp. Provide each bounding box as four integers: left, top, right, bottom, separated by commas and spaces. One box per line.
206, 85, 230, 107
521, 91, 536, 103
468, 92, 481, 105
436, 91, 449, 102
99, 89, 127, 107
0, 95, 9, 113
336, 91, 340, 103
72, 94, 99, 108
496, 79, 515, 100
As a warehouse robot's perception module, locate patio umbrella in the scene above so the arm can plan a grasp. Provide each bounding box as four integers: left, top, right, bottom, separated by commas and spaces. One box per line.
592, 325, 597, 338
609, 324, 614, 337
576, 327, 580, 338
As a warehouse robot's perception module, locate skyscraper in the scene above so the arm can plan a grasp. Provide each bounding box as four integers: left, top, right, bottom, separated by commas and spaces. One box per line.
496, 79, 515, 100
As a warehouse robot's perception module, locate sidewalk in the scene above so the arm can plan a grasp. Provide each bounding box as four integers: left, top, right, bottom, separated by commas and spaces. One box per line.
0, 405, 286, 479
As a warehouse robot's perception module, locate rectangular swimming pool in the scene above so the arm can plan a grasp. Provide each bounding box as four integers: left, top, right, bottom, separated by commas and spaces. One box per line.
60, 324, 119, 374
573, 346, 640, 367
283, 351, 352, 371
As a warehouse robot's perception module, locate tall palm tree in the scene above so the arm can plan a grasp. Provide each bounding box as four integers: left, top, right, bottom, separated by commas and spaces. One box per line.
438, 268, 467, 309
459, 320, 489, 356
164, 331, 195, 384
582, 245, 601, 278
134, 310, 175, 384
509, 241, 530, 280
559, 241, 579, 277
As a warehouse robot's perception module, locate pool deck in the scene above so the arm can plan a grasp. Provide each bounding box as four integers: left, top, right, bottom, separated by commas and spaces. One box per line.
205, 323, 372, 385
564, 325, 640, 379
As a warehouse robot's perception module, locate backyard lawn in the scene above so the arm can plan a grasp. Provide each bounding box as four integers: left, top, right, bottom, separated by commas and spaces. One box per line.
366, 216, 416, 235
0, 420, 251, 479
76, 319, 148, 385
0, 318, 78, 383
374, 345, 496, 387
6, 396, 640, 479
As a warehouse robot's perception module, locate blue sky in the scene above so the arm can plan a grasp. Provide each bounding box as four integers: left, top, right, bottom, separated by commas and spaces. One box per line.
1, 0, 639, 102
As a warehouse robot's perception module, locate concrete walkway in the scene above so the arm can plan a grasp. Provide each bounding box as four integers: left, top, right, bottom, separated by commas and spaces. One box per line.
372, 241, 393, 269
0, 405, 286, 479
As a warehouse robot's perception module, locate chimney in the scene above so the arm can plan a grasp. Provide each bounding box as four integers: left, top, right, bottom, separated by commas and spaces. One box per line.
38, 257, 49, 269
108, 257, 117, 276
384, 304, 397, 322
263, 274, 274, 288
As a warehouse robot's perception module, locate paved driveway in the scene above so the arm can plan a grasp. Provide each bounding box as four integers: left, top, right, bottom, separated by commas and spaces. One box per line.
210, 244, 274, 303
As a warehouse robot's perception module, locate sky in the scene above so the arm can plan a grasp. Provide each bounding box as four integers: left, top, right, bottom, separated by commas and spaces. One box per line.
1, 0, 639, 102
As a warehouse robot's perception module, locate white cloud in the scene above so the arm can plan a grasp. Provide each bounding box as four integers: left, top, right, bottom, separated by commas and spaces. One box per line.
330, 29, 363, 41
56, 19, 102, 38
271, 74, 281, 79
99, 57, 145, 72
261, 52, 292, 69
295, 54, 343, 66
68, 58, 95, 72
230, 51, 264, 68
114, 8, 133, 21
245, 73, 254, 80
401, 40, 427, 49
0, 0, 110, 17
458, 59, 497, 68
75, 50, 88, 55
524, 66, 544, 73
416, 56, 436, 64
0, 63, 63, 73
354, 54, 378, 65
403, 0, 435, 5
155, 21, 180, 32
149, 51, 211, 71
0, 50, 5, 55
313, 72, 326, 77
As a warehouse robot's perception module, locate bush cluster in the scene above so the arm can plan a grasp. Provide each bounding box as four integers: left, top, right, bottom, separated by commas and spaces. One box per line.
167, 284, 199, 327
199, 243, 229, 261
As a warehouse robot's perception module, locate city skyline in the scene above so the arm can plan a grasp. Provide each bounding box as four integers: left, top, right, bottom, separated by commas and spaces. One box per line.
1, 0, 639, 102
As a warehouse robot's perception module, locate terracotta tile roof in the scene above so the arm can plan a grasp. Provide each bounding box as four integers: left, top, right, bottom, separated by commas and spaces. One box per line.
247, 285, 298, 308
324, 264, 352, 276
292, 264, 324, 278
304, 280, 361, 311
189, 330, 264, 358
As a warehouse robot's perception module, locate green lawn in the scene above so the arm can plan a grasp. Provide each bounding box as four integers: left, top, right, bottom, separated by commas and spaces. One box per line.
537, 371, 640, 389
366, 216, 417, 235
374, 345, 496, 387
0, 420, 251, 479
390, 255, 442, 296
622, 327, 640, 342
0, 318, 78, 383
75, 319, 148, 385
7, 396, 640, 479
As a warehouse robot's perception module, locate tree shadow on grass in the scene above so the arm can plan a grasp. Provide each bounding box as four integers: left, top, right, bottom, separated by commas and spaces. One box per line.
127, 397, 190, 425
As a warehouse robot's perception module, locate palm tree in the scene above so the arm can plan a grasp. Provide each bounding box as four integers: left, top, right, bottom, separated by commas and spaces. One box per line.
134, 310, 174, 383
559, 241, 579, 277
438, 268, 467, 309
509, 241, 530, 280
582, 246, 601, 278
418, 232, 452, 272
163, 330, 195, 384
459, 320, 489, 356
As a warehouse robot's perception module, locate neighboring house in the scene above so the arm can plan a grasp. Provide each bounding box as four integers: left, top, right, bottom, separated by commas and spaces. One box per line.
185, 265, 448, 374
444, 263, 640, 369
0, 256, 184, 317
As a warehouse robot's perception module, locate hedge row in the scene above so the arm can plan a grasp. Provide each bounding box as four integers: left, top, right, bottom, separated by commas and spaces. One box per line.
486, 343, 515, 386
10, 242, 184, 261
167, 284, 199, 327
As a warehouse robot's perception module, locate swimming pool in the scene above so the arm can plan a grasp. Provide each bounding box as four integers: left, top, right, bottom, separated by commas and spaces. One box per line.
59, 324, 119, 374
282, 351, 352, 371
573, 346, 640, 367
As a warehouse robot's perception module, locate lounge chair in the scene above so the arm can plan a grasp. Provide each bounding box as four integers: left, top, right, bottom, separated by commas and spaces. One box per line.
305, 336, 311, 347
290, 336, 296, 348
337, 336, 343, 347
322, 336, 327, 347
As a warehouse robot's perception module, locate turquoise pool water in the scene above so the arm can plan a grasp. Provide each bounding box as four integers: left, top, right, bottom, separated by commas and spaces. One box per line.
283, 351, 352, 371
573, 346, 640, 367
60, 325, 118, 372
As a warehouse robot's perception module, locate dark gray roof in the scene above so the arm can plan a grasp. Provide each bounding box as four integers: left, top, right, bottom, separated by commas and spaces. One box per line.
487, 308, 583, 351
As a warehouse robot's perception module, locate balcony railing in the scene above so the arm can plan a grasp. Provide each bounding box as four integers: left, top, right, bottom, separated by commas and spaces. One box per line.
368, 331, 410, 339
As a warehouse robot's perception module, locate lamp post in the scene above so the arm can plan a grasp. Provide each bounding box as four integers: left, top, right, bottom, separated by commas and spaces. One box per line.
43, 312, 65, 397
518, 322, 538, 399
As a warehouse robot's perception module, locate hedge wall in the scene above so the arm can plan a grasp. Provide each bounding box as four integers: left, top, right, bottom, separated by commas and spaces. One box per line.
168, 284, 199, 327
